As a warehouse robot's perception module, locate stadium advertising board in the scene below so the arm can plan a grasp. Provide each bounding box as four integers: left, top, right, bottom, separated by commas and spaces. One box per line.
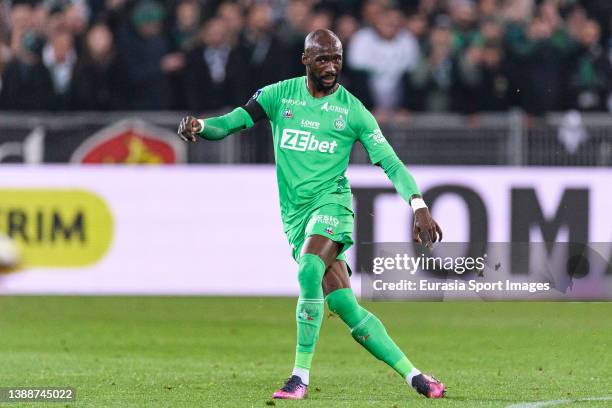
70, 120, 186, 164
0, 189, 113, 267
0, 119, 186, 164
0, 166, 609, 296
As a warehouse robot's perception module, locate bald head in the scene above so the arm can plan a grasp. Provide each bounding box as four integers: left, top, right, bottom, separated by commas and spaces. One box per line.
304, 29, 342, 56
302, 29, 343, 93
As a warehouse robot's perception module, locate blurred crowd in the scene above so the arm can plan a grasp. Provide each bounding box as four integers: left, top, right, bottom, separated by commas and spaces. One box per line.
1, 0, 612, 115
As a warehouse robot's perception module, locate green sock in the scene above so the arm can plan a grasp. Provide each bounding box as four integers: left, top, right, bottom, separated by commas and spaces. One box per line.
326, 288, 416, 378
293, 254, 326, 376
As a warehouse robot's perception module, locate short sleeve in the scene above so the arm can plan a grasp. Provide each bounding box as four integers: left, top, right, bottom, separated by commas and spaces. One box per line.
353, 103, 395, 164
250, 82, 279, 122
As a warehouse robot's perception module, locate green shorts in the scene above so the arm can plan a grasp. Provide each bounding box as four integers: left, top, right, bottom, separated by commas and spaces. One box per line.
286, 203, 354, 264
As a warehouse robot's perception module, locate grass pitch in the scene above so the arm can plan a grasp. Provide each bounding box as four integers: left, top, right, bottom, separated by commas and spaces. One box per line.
0, 297, 611, 407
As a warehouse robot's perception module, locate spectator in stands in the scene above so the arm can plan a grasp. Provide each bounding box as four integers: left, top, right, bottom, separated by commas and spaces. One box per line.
172, 0, 201, 52
348, 8, 420, 113
8, 1, 44, 60
279, 0, 312, 77
478, 0, 499, 19
0, 3, 10, 77
458, 41, 513, 112
0, 2, 54, 110
42, 26, 77, 109
335, 13, 373, 108
566, 19, 612, 111
44, 1, 74, 40
565, 4, 588, 43
406, 13, 429, 46
501, 0, 535, 24
184, 17, 247, 112
454, 18, 513, 113
509, 14, 572, 115
0, 46, 8, 83
449, 0, 479, 51
336, 14, 360, 45
239, 3, 287, 163
217, 2, 245, 46
475, 17, 504, 46
70, 22, 126, 110
239, 3, 288, 92
404, 16, 456, 112
360, 0, 389, 28
95, 0, 128, 33
116, 0, 184, 110
307, 9, 333, 32
3, 0, 612, 115
62, 0, 88, 40
576, 0, 612, 48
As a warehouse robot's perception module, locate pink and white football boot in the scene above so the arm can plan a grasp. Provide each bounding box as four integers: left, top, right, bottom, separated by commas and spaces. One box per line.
411, 373, 446, 398
272, 375, 308, 400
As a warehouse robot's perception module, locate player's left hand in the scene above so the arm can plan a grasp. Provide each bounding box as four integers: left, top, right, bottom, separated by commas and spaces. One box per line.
413, 208, 443, 248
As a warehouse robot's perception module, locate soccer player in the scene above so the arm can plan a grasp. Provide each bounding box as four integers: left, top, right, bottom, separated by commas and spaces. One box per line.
177, 29, 445, 400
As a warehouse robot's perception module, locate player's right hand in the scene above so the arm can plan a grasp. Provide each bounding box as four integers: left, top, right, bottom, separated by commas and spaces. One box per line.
177, 116, 201, 142
413, 208, 443, 249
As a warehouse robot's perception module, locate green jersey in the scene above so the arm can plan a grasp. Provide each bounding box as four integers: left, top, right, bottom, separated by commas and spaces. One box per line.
253, 76, 395, 232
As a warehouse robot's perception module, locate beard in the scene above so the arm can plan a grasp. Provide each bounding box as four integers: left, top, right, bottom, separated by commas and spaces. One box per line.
311, 71, 340, 91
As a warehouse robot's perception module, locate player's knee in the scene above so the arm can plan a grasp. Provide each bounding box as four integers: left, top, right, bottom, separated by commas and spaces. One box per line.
297, 254, 325, 296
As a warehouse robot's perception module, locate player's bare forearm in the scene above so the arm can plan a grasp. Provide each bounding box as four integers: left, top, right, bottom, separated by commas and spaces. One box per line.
377, 154, 443, 247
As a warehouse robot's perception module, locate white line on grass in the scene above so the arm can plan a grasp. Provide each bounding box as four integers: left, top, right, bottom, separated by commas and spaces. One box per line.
506, 396, 612, 408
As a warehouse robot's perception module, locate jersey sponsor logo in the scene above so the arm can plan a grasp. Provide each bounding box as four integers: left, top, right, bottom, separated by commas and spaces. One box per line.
281, 98, 306, 106
312, 214, 340, 227
368, 129, 386, 144
280, 129, 338, 154
282, 108, 293, 119
334, 115, 346, 130
300, 119, 320, 129
320, 101, 349, 115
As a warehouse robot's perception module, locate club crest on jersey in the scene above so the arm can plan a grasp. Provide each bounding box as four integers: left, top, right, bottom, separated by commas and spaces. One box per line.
334, 115, 346, 130
325, 227, 334, 235
282, 108, 293, 119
